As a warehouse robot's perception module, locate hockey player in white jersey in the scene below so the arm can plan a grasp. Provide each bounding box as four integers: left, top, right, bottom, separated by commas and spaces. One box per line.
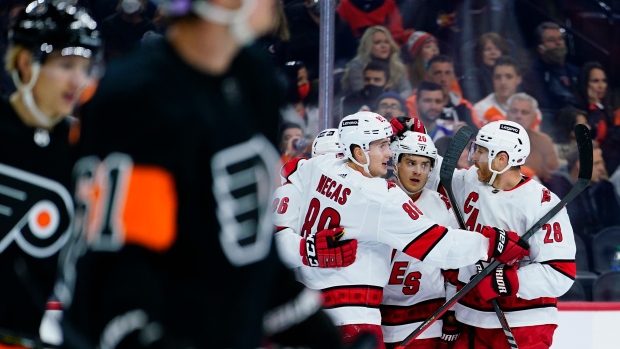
273, 112, 530, 347
312, 128, 343, 157
442, 120, 576, 349
381, 131, 461, 349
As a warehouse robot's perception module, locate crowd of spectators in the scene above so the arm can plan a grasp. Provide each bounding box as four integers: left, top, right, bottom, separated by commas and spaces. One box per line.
2, 0, 620, 298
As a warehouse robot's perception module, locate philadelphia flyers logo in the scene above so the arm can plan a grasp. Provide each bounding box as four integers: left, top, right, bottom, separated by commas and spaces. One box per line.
0, 163, 73, 258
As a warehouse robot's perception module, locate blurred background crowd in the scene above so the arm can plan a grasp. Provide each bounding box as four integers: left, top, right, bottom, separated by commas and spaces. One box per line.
2, 0, 620, 301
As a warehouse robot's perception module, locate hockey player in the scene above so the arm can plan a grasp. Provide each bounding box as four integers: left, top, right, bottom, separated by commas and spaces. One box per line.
442, 120, 576, 349
312, 128, 342, 158
0, 1, 100, 346
274, 111, 530, 346
56, 0, 354, 348
381, 131, 461, 349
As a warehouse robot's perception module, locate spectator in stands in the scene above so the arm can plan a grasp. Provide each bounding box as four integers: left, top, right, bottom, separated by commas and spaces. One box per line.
576, 62, 620, 175
546, 144, 620, 238
336, 0, 412, 45
100, 0, 158, 62
415, 81, 452, 141
280, 61, 320, 137
506, 93, 559, 182
406, 55, 477, 132
403, 31, 439, 89
473, 56, 541, 130
341, 60, 390, 118
373, 91, 407, 122
284, 0, 356, 81
463, 32, 510, 103
278, 122, 310, 164
522, 22, 579, 125
340, 25, 411, 98
550, 107, 590, 163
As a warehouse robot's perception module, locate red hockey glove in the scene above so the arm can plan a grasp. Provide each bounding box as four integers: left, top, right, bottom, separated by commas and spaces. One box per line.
437, 311, 461, 349
300, 227, 357, 268
481, 226, 530, 266
475, 264, 519, 301
390, 116, 427, 137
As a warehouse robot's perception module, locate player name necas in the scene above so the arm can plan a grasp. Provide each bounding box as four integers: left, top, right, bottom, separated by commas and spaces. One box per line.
315, 174, 351, 205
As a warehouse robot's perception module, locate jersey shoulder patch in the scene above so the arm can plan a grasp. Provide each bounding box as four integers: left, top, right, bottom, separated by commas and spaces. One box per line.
280, 157, 307, 183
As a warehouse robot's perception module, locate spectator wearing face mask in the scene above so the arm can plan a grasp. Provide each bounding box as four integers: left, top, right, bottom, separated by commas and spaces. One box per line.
280, 61, 320, 137
100, 0, 158, 62
522, 22, 580, 123
340, 60, 391, 118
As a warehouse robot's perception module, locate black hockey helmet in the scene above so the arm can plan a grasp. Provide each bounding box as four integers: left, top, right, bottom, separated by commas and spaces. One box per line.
9, 0, 101, 62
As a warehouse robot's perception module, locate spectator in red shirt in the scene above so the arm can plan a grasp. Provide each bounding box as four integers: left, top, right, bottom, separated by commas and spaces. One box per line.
337, 0, 412, 45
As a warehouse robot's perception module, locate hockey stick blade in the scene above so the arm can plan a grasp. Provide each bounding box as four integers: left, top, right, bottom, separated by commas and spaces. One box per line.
439, 125, 472, 227
438, 126, 519, 349
395, 124, 593, 349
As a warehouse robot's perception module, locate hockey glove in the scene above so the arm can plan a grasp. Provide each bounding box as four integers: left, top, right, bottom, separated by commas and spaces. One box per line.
482, 226, 530, 266
475, 264, 519, 301
437, 311, 461, 349
390, 116, 427, 137
301, 227, 357, 268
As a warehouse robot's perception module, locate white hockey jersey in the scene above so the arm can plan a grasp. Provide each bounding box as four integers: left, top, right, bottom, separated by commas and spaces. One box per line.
381, 189, 460, 342
449, 167, 576, 328
273, 155, 489, 326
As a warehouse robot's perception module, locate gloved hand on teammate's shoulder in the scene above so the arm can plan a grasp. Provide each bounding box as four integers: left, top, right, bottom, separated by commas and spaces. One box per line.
390, 116, 427, 138
475, 264, 519, 302
437, 311, 461, 349
300, 227, 357, 268
481, 226, 530, 266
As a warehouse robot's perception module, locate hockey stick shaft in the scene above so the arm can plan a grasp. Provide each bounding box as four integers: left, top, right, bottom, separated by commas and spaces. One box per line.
438, 127, 519, 349
395, 124, 593, 349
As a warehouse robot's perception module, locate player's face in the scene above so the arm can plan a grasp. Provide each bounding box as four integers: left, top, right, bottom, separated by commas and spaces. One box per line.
33, 52, 91, 121
396, 154, 432, 193
368, 138, 392, 177
470, 143, 493, 182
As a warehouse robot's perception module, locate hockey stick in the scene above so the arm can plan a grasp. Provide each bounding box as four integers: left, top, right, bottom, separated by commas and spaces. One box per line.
395, 124, 593, 349
437, 126, 519, 349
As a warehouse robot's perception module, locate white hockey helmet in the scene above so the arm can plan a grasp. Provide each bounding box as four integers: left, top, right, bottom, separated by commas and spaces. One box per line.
473, 120, 530, 184
390, 131, 438, 169
312, 128, 341, 157
339, 111, 393, 176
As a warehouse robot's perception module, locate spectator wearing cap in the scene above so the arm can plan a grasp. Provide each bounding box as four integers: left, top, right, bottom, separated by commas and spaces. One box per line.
337, 0, 413, 45
340, 26, 412, 99
404, 30, 462, 96
341, 60, 390, 118
374, 91, 407, 122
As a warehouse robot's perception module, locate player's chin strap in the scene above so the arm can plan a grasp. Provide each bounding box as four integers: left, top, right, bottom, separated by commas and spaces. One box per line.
192, 0, 257, 46
348, 152, 373, 177
11, 64, 56, 129
487, 157, 511, 186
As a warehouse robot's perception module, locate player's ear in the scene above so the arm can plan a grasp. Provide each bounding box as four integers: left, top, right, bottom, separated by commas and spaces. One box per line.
352, 145, 365, 163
